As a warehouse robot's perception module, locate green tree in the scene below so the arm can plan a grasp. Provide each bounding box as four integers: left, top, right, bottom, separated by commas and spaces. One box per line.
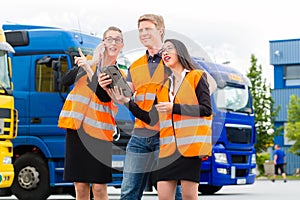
246, 54, 280, 153
285, 94, 300, 155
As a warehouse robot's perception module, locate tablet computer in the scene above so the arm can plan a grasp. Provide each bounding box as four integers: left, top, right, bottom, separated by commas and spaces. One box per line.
101, 65, 133, 97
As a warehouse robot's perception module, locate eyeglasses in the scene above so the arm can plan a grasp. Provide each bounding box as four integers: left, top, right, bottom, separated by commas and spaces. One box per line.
104, 37, 123, 44
159, 45, 175, 54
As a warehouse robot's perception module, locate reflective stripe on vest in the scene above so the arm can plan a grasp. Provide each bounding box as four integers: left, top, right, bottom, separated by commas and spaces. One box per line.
89, 100, 113, 114
135, 93, 156, 102
129, 55, 165, 131
174, 118, 212, 129
160, 135, 211, 146
160, 118, 212, 129
84, 117, 115, 132
157, 70, 212, 158
160, 135, 175, 146
59, 110, 84, 122
176, 135, 211, 146
66, 93, 90, 104
160, 119, 172, 129
82, 96, 116, 141
58, 65, 116, 141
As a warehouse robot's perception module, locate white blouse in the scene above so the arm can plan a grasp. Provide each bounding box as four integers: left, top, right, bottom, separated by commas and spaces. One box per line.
169, 69, 190, 102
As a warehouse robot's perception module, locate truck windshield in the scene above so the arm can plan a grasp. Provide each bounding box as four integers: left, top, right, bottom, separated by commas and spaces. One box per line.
0, 50, 11, 90
214, 84, 252, 114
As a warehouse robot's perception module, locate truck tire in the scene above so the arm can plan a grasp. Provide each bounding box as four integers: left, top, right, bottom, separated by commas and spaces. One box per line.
11, 153, 51, 200
198, 185, 222, 195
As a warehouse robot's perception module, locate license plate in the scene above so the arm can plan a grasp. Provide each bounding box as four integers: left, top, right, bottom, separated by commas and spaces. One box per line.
112, 161, 124, 168
0, 119, 4, 135
237, 178, 246, 184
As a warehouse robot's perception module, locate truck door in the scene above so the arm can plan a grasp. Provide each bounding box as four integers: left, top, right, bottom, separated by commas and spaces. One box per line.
29, 54, 69, 157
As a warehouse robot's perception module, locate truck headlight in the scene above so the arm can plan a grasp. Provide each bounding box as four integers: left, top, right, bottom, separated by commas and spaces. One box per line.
214, 153, 228, 164
3, 156, 12, 164
251, 154, 256, 164
217, 168, 228, 174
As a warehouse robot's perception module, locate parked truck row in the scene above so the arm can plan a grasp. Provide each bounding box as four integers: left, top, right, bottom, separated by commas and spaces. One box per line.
1, 24, 256, 200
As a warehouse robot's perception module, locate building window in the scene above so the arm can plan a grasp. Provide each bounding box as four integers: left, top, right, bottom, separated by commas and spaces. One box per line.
284, 65, 300, 86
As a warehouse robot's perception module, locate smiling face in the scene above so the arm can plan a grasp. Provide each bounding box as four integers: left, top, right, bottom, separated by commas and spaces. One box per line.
103, 30, 124, 58
138, 20, 163, 49
161, 41, 178, 69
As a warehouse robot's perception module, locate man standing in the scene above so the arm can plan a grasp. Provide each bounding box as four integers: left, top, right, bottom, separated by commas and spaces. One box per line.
120, 14, 182, 200
272, 144, 287, 183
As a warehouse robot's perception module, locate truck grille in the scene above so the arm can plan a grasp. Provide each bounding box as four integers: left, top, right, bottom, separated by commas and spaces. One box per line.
226, 126, 252, 144
236, 169, 248, 177
0, 108, 18, 138
231, 155, 248, 163
0, 108, 11, 136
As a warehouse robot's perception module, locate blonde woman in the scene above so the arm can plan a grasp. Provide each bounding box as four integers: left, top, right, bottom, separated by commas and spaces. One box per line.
58, 26, 124, 200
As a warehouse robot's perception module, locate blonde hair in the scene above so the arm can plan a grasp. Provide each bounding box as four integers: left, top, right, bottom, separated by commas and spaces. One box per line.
89, 26, 123, 66
102, 26, 123, 39
138, 14, 165, 41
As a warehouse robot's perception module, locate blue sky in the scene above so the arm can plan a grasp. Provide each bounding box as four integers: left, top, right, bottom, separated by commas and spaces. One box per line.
2, 0, 300, 86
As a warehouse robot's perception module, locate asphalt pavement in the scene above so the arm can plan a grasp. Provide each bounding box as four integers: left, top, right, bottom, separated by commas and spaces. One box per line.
0, 180, 298, 200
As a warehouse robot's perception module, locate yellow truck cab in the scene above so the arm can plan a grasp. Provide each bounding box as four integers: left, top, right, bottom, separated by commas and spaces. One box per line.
0, 27, 17, 189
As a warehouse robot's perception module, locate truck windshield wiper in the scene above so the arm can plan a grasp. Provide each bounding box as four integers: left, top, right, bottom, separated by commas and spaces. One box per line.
218, 107, 251, 114
235, 108, 251, 114
218, 107, 235, 112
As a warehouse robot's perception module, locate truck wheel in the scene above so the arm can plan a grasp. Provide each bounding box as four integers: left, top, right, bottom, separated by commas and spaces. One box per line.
11, 153, 51, 200
198, 185, 222, 195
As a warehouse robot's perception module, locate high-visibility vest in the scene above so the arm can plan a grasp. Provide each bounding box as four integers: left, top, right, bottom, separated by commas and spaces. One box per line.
129, 55, 165, 131
58, 65, 117, 141
157, 70, 212, 158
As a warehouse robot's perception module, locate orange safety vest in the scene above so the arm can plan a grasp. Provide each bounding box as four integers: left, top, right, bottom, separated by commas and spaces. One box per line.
58, 65, 117, 141
157, 70, 212, 158
129, 55, 165, 131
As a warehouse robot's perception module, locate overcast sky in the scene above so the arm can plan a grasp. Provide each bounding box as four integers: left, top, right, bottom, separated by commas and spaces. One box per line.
2, 0, 300, 86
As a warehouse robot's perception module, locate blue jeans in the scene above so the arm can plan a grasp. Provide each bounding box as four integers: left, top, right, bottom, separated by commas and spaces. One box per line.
120, 135, 182, 200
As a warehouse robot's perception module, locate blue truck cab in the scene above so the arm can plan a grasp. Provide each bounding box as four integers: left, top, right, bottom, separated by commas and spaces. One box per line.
3, 24, 256, 199
195, 58, 256, 194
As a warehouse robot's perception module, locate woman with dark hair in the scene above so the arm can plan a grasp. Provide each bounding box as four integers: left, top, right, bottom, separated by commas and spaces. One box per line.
111, 39, 212, 200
